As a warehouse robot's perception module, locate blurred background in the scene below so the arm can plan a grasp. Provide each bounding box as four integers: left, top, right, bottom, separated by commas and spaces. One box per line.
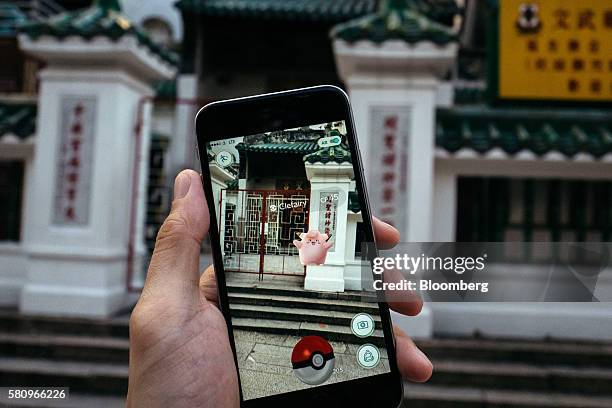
0, 0, 611, 406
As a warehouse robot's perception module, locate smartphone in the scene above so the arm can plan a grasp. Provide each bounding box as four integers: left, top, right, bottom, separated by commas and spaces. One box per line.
196, 85, 403, 407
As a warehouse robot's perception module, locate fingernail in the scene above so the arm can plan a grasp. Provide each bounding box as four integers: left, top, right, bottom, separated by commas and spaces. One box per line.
174, 172, 191, 200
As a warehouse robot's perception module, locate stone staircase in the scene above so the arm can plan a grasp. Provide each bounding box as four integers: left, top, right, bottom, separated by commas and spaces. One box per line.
226, 279, 385, 345
403, 337, 612, 408
0, 310, 129, 407
1, 305, 612, 407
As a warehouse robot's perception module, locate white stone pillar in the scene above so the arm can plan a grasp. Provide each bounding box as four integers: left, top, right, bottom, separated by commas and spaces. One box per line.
18, 35, 175, 317
304, 163, 354, 292
344, 212, 363, 291
170, 74, 199, 173
209, 163, 234, 255
333, 39, 457, 338
334, 41, 457, 241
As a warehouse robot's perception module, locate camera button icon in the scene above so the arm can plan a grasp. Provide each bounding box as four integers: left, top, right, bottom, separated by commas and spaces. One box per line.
351, 313, 375, 338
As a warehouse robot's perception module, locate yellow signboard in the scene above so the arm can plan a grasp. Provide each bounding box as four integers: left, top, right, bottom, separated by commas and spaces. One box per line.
499, 0, 611, 101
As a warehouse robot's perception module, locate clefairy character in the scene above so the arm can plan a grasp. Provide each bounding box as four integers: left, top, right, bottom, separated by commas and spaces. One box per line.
293, 230, 333, 266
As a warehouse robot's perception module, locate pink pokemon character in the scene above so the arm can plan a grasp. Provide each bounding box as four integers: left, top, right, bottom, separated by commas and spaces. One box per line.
293, 230, 333, 266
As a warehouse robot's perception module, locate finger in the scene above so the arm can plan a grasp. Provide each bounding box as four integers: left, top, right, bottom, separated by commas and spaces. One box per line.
199, 265, 219, 306
388, 295, 423, 316
393, 325, 433, 382
384, 268, 423, 316
372, 217, 422, 315
142, 170, 210, 300
373, 217, 400, 250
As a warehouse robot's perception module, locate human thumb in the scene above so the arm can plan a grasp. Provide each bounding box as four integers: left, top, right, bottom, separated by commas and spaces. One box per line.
142, 169, 210, 298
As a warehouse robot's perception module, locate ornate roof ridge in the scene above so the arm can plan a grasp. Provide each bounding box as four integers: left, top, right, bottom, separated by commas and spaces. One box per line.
18, 1, 178, 66
303, 143, 353, 164
331, 0, 458, 45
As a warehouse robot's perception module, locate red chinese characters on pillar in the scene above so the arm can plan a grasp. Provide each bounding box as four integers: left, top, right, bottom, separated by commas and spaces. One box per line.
63, 103, 84, 221
324, 200, 332, 236
318, 192, 338, 251
380, 115, 398, 222
53, 97, 96, 225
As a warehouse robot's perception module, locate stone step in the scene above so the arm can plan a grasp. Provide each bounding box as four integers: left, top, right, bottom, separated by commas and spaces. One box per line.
0, 309, 129, 338
417, 337, 612, 368
229, 303, 382, 329
428, 359, 612, 396
227, 292, 380, 315
226, 280, 377, 303
231, 317, 385, 346
0, 333, 129, 363
404, 383, 612, 408
0, 357, 128, 395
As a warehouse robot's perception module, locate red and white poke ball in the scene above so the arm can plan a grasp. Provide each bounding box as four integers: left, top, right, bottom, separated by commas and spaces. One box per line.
291, 336, 335, 385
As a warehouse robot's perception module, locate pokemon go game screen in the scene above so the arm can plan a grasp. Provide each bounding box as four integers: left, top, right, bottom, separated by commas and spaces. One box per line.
205, 120, 389, 400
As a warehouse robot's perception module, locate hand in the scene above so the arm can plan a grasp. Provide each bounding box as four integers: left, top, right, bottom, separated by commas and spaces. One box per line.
127, 170, 432, 408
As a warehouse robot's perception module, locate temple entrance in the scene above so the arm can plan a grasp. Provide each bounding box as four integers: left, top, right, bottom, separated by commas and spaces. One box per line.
219, 189, 310, 279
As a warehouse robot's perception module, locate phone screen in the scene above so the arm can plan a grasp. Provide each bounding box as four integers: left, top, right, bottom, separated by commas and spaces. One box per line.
205, 119, 390, 401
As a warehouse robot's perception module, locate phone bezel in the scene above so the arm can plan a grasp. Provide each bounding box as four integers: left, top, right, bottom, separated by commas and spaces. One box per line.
195, 85, 403, 408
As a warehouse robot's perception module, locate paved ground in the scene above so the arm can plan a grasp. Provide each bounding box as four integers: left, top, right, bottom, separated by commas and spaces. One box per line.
234, 329, 389, 401
202, 257, 389, 400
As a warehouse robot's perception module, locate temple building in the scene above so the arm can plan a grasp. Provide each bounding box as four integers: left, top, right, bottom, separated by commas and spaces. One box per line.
1, 0, 612, 405
1, 0, 611, 338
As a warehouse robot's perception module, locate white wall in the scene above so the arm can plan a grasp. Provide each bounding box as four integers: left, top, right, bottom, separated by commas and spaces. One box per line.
431, 155, 612, 340
0, 244, 27, 306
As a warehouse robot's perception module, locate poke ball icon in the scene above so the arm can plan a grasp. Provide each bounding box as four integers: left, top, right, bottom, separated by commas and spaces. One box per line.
291, 336, 335, 385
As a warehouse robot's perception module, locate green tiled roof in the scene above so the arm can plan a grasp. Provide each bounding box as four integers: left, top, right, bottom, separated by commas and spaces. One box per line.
436, 107, 612, 158
303, 144, 352, 164
18, 0, 178, 66
236, 142, 319, 154
0, 100, 37, 141
0, 4, 28, 37
176, 0, 378, 22
331, 0, 457, 44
